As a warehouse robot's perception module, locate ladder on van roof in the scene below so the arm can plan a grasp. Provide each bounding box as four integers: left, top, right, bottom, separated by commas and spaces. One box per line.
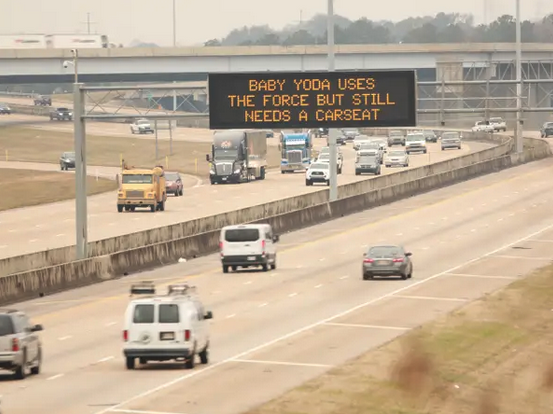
129, 281, 197, 298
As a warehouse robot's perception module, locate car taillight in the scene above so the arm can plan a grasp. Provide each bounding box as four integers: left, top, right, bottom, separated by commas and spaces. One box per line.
393, 258, 404, 263
123, 330, 128, 341
184, 330, 191, 341
219, 241, 223, 257
261, 240, 266, 255
12, 338, 19, 352
363, 258, 373, 263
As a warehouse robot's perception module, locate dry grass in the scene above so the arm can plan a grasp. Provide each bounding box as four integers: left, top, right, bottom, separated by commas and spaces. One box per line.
0, 168, 117, 211
246, 264, 553, 414
0, 126, 282, 178
54, 91, 121, 104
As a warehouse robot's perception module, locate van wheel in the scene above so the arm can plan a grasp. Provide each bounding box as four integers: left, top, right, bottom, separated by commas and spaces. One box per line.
139, 358, 147, 365
270, 262, 276, 270
222, 265, 229, 273
231, 265, 237, 271
199, 344, 209, 364
185, 354, 196, 369
126, 357, 136, 369
261, 264, 268, 272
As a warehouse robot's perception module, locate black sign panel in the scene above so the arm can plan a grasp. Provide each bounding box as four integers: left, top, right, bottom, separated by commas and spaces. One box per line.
208, 70, 417, 130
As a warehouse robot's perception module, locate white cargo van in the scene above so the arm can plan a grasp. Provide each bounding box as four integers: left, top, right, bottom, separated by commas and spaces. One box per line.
122, 282, 212, 370
219, 224, 279, 273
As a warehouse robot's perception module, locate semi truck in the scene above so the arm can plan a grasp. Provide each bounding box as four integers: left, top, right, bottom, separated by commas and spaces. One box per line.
117, 165, 167, 212
207, 130, 267, 184
280, 132, 312, 173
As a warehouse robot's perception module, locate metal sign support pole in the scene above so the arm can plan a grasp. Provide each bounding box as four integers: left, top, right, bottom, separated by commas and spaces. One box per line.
327, 0, 338, 202
74, 83, 88, 260
169, 121, 173, 155
155, 120, 159, 160
515, 0, 523, 154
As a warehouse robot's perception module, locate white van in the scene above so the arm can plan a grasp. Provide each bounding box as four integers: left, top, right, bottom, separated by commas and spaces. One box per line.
219, 224, 279, 273
122, 282, 212, 370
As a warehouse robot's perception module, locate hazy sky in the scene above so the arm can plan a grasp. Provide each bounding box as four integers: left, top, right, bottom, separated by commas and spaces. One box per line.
0, 0, 550, 46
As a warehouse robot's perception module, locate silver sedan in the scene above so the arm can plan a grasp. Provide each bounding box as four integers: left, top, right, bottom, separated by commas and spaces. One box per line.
362, 245, 413, 280
384, 150, 409, 167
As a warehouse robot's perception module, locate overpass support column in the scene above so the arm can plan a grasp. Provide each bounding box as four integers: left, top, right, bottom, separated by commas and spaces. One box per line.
74, 83, 88, 260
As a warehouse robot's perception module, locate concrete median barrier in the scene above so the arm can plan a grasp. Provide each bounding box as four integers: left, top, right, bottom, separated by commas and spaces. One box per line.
0, 136, 550, 305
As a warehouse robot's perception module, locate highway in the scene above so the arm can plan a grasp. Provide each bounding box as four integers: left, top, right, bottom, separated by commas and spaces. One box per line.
1, 156, 553, 414
0, 135, 491, 259
1, 113, 215, 144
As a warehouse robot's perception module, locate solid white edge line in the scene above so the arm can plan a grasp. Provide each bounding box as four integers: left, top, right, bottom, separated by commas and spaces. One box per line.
231, 359, 332, 368
324, 322, 409, 330
111, 410, 185, 414
95, 222, 553, 414
446, 273, 519, 280
393, 295, 468, 302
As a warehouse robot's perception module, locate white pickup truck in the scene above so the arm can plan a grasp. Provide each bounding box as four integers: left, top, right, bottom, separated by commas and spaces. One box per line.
471, 121, 495, 133
489, 117, 507, 132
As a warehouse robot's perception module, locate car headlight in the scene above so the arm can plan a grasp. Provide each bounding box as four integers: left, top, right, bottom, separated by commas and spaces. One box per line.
234, 168, 241, 174
209, 169, 215, 175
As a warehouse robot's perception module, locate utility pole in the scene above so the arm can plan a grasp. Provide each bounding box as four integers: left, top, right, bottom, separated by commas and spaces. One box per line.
73, 83, 88, 260
81, 13, 97, 34
515, 0, 523, 154
327, 0, 338, 202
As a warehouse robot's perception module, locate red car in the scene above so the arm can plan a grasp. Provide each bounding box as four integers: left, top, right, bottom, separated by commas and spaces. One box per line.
165, 172, 183, 196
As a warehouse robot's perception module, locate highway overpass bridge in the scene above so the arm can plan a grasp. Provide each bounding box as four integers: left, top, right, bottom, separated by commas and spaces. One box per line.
0, 43, 553, 84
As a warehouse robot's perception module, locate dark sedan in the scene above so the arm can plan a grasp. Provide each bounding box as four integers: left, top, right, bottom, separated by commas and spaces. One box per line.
0, 103, 11, 114
541, 122, 553, 138
362, 245, 413, 280
59, 151, 75, 170
165, 172, 183, 196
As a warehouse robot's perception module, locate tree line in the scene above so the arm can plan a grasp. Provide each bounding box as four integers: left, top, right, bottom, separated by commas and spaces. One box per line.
203, 12, 553, 46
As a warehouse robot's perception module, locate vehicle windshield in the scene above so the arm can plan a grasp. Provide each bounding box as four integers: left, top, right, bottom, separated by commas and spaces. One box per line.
406, 135, 424, 142
389, 130, 403, 136
122, 174, 153, 184
359, 155, 377, 163
58, 107, 69, 111
318, 154, 330, 160
137, 120, 149, 125
388, 151, 406, 157
225, 228, 260, 242
367, 246, 403, 258
165, 173, 179, 181
545, 122, 553, 127
311, 163, 329, 170
490, 118, 502, 122
214, 148, 238, 160
284, 143, 305, 150
63, 152, 75, 159
442, 132, 460, 139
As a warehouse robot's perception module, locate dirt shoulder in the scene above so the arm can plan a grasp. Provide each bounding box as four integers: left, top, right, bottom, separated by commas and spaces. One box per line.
247, 264, 553, 414
0, 168, 118, 211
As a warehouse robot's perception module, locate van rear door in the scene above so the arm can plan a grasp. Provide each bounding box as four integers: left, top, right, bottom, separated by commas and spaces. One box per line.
222, 227, 262, 257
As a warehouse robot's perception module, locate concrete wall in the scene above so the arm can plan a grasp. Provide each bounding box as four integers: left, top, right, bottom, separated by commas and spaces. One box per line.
0, 136, 549, 305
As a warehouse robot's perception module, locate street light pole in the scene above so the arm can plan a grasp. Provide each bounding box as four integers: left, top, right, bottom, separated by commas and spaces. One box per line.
73, 82, 88, 260
172, 0, 177, 47
515, 0, 523, 154
327, 0, 338, 202
73, 49, 78, 83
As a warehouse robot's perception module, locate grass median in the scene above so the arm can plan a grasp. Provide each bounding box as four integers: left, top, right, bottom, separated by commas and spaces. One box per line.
247, 265, 553, 414
0, 168, 118, 211
0, 126, 282, 177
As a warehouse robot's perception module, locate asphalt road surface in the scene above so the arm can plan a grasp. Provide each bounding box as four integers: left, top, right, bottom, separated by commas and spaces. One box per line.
1, 156, 553, 414
0, 139, 491, 259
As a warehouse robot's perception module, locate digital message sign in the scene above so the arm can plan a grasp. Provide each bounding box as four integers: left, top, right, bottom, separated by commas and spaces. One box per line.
208, 70, 417, 130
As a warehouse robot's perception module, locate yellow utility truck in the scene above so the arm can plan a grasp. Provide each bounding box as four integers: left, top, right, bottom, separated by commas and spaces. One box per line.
117, 165, 167, 212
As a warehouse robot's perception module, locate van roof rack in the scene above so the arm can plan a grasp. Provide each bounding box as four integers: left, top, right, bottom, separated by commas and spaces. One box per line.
167, 283, 196, 296
130, 281, 156, 296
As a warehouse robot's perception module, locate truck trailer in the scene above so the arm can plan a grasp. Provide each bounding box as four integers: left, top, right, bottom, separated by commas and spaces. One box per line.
207, 130, 267, 184
0, 34, 110, 49
280, 132, 312, 173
